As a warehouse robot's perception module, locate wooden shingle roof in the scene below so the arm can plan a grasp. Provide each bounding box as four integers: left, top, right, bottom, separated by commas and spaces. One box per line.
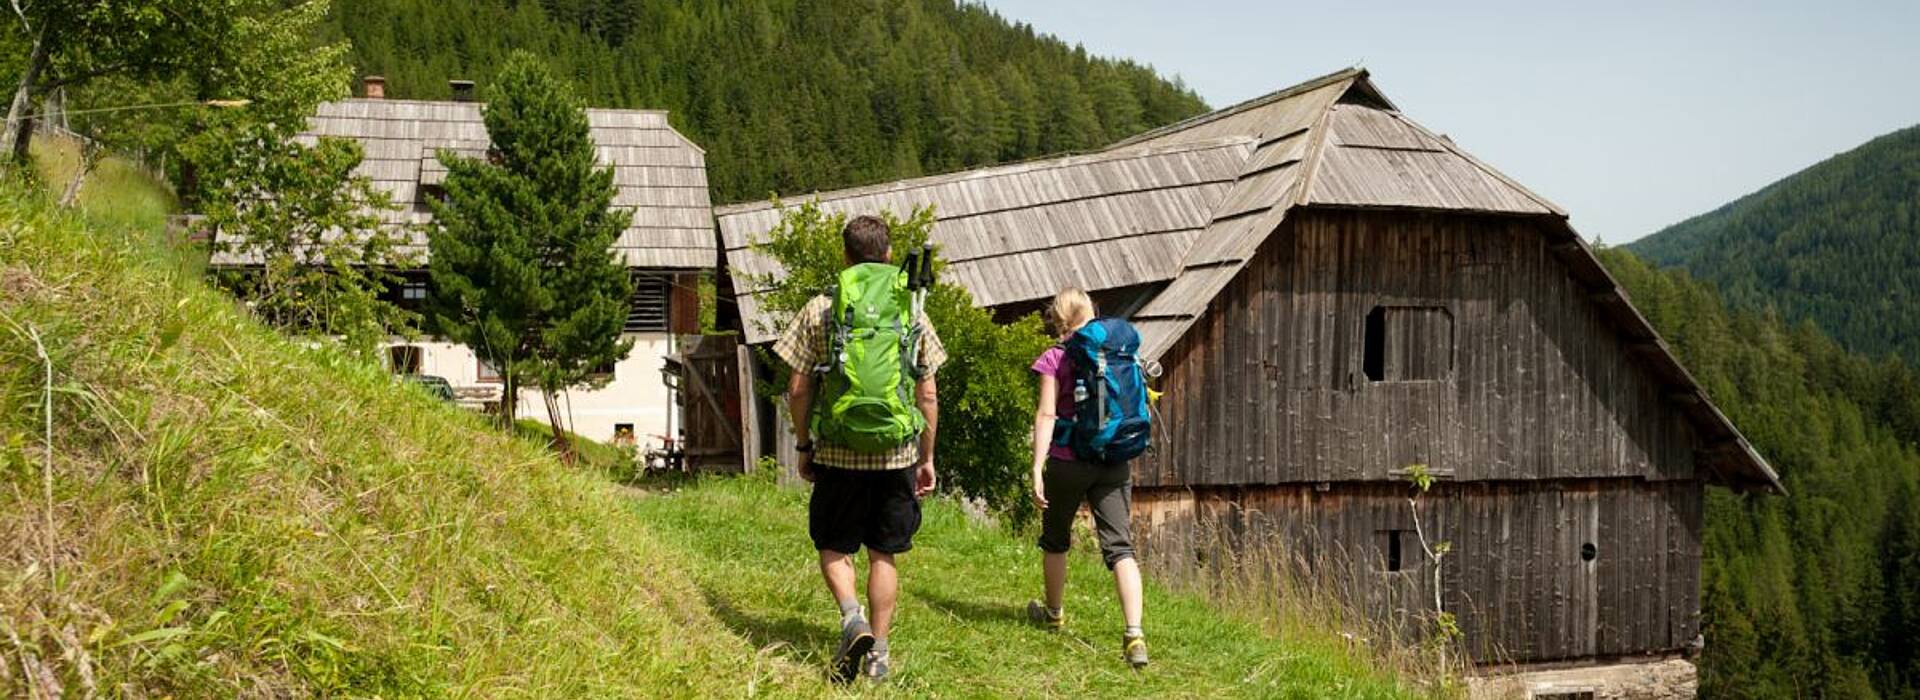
717, 138, 1254, 341
714, 67, 1777, 494
213, 98, 714, 269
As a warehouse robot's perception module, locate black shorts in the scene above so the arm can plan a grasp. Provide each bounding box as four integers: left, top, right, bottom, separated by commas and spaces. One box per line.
809, 465, 922, 555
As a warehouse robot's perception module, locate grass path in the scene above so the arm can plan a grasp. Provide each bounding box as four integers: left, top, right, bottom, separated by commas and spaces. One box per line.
630, 474, 1413, 698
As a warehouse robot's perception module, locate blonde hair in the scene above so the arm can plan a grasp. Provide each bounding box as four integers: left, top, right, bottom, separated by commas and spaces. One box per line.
1049, 288, 1096, 336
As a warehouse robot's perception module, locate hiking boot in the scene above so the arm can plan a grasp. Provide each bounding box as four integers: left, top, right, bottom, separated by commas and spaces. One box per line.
831, 618, 875, 683
862, 649, 892, 682
1123, 633, 1150, 669
1026, 600, 1064, 631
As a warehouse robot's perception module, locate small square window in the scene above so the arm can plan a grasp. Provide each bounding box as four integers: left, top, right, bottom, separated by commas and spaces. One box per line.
1379, 529, 1418, 572
477, 357, 502, 383
1363, 306, 1454, 382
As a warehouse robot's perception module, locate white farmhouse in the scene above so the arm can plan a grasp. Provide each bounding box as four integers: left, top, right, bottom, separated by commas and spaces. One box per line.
212, 76, 713, 446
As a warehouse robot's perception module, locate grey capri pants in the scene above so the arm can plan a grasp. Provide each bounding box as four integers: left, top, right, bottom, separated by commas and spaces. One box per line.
1036, 456, 1136, 569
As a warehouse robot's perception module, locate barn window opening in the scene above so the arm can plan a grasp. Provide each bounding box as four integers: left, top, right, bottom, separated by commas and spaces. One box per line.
1581, 542, 1598, 562
1364, 307, 1387, 381
1383, 530, 1406, 572
1362, 305, 1454, 382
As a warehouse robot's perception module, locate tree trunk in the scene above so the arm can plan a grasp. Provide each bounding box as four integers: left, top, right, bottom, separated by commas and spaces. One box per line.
3, 29, 48, 167
57, 140, 98, 207
498, 372, 519, 426
542, 389, 574, 465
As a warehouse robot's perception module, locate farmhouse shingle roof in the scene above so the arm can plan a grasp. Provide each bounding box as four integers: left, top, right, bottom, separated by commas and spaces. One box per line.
212, 98, 714, 269
715, 67, 1779, 494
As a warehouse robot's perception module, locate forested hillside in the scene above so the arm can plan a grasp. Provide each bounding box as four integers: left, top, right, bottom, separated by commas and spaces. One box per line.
1628, 125, 1920, 367
325, 0, 1209, 203
1600, 248, 1920, 698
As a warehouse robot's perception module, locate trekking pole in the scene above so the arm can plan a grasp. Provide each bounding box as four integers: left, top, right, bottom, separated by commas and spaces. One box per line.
908, 243, 934, 320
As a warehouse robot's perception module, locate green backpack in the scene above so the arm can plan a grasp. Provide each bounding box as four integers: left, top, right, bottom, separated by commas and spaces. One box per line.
810, 262, 928, 453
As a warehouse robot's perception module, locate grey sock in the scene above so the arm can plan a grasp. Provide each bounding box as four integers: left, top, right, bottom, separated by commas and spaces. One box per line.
838, 599, 864, 627
871, 637, 889, 654
1047, 605, 1064, 619
1125, 625, 1143, 638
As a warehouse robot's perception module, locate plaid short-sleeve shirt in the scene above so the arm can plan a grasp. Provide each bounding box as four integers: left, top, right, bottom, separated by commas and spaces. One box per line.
775, 294, 947, 471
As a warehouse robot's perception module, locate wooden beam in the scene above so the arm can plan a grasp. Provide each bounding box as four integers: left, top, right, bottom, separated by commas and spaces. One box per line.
1590, 289, 1623, 304
1666, 391, 1702, 406
737, 343, 761, 474
1550, 240, 1583, 254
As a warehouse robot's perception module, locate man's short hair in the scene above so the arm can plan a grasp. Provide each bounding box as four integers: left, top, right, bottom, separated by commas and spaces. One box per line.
842, 215, 892, 264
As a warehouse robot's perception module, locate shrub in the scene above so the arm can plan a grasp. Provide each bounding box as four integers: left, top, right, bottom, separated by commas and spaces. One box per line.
747, 201, 1052, 524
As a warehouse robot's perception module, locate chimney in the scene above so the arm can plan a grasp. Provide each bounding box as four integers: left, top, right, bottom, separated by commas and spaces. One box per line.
449, 79, 476, 103
362, 75, 386, 99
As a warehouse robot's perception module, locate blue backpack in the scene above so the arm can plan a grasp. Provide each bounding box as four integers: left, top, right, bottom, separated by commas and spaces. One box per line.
1055, 317, 1152, 464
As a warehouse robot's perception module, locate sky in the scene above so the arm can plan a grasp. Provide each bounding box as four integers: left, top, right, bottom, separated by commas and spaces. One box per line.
980, 0, 1920, 243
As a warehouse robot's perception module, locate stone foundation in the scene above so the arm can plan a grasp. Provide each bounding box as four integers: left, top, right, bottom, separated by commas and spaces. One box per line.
1469, 658, 1697, 700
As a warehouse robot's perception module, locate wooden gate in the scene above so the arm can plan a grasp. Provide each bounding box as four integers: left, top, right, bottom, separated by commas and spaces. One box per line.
668, 334, 758, 473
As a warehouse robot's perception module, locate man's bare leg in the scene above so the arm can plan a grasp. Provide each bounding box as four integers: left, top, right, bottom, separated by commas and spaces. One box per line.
821, 549, 859, 605
867, 552, 899, 640
821, 549, 873, 681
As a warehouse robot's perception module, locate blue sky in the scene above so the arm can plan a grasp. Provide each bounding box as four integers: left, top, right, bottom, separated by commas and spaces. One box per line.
980, 0, 1920, 243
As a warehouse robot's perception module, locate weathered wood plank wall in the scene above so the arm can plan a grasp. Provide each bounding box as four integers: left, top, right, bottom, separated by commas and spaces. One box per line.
1133, 479, 1704, 664
1137, 208, 1700, 488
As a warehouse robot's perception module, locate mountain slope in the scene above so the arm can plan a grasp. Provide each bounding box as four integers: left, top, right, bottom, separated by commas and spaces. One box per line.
1599, 248, 1920, 698
329, 0, 1210, 203
1628, 124, 1920, 364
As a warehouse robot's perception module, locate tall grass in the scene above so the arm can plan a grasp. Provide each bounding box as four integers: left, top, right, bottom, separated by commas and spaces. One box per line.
1141, 509, 1468, 697
0, 177, 816, 695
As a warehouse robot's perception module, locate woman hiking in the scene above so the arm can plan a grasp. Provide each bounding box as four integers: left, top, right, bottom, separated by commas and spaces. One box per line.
1024, 288, 1150, 668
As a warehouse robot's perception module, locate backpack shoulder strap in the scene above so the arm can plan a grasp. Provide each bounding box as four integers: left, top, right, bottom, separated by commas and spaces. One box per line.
814, 289, 843, 375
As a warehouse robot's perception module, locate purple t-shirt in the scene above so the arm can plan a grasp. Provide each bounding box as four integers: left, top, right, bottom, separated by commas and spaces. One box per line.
1030, 346, 1077, 460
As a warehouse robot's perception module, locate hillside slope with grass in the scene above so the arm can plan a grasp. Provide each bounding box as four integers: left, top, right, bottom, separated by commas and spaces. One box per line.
0, 164, 1416, 696
0, 178, 814, 695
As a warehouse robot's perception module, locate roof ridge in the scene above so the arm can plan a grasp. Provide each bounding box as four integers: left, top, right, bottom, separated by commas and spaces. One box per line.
1107, 67, 1366, 149
331, 97, 673, 117
712, 135, 1258, 216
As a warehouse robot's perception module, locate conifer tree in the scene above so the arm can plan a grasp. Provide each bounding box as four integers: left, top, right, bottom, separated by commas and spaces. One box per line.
426, 51, 633, 455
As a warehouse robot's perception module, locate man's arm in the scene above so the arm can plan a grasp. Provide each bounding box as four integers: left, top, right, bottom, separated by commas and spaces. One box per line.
913, 375, 938, 496
788, 370, 817, 481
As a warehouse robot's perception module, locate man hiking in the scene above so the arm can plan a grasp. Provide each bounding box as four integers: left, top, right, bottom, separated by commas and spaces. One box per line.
775, 214, 943, 683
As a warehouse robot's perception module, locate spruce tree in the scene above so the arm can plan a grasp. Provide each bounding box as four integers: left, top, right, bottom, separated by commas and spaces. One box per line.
426, 50, 633, 455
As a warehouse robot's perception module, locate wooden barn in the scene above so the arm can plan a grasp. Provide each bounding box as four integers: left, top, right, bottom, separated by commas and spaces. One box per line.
716, 68, 1779, 693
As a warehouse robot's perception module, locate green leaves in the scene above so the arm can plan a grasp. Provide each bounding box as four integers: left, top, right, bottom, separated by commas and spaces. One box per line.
206, 130, 416, 356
